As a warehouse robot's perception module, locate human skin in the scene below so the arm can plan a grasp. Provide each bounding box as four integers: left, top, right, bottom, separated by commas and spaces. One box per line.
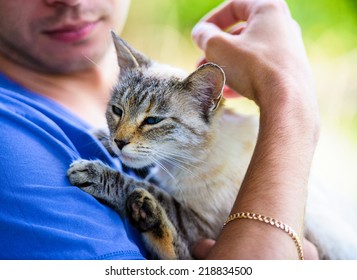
192, 0, 320, 259
0, 0, 130, 128
0, 0, 130, 73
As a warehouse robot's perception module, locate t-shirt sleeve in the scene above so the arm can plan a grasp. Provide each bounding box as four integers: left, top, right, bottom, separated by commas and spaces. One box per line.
0, 91, 146, 260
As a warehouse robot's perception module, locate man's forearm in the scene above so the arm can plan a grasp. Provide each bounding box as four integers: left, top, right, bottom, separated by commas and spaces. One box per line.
208, 97, 320, 259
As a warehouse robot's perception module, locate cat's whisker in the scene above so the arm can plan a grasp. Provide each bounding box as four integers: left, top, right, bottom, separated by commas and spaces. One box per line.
148, 155, 177, 183
153, 153, 196, 177
158, 149, 207, 165
155, 150, 200, 165
150, 155, 186, 200
154, 152, 190, 167
155, 150, 206, 173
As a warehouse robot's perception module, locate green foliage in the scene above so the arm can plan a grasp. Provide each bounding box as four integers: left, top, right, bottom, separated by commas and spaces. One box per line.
174, 0, 224, 30
127, 0, 224, 38
286, 0, 357, 55
141, 0, 357, 56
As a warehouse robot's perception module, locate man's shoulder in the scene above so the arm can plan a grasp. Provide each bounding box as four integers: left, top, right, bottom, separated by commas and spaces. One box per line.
0, 76, 146, 260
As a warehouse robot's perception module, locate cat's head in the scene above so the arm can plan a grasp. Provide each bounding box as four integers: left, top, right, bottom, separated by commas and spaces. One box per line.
106, 32, 225, 169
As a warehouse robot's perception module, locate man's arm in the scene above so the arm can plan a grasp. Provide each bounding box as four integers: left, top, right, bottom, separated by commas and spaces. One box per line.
192, 0, 319, 259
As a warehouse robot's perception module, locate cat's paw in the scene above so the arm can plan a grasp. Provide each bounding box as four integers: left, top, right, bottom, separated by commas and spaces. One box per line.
127, 188, 180, 259
127, 188, 162, 232
67, 159, 107, 196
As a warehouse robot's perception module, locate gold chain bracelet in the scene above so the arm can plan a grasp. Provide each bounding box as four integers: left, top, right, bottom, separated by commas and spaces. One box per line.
224, 212, 304, 260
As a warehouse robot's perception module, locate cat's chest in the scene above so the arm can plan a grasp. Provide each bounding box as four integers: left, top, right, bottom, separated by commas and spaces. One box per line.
153, 112, 258, 233
155, 164, 242, 227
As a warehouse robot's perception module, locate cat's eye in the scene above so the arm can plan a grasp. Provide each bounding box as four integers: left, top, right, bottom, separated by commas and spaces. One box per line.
143, 117, 164, 125
112, 105, 123, 118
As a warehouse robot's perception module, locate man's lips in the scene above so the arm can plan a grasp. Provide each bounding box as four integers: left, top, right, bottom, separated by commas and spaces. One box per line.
43, 21, 99, 43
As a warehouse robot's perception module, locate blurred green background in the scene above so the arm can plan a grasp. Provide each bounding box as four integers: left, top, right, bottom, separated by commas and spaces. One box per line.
122, 0, 357, 201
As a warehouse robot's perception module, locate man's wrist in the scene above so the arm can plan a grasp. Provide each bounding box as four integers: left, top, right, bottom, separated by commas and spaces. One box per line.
258, 84, 320, 146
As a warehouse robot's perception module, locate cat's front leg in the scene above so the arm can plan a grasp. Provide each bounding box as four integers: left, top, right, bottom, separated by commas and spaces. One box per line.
67, 159, 126, 212
67, 160, 192, 259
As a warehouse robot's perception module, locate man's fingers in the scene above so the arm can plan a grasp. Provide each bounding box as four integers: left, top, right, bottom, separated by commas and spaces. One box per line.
302, 238, 319, 260
202, 0, 291, 31
192, 22, 225, 50
192, 239, 216, 259
196, 57, 207, 67
227, 22, 247, 35
202, 0, 251, 30
223, 85, 241, 98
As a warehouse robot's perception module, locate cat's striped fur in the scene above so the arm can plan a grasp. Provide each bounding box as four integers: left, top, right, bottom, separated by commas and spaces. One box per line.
68, 32, 357, 259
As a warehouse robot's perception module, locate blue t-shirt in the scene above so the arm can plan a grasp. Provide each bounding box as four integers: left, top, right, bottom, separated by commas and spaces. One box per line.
0, 72, 146, 260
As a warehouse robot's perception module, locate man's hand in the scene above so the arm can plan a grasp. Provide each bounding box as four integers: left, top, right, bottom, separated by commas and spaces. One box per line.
192, 0, 315, 109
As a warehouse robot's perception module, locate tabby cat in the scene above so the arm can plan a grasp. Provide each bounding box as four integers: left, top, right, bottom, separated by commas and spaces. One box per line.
67, 32, 357, 259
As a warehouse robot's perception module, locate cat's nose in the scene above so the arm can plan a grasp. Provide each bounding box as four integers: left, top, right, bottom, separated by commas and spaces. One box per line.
115, 139, 130, 150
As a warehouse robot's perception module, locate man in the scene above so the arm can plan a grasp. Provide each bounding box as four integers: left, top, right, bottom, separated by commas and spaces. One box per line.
0, 0, 145, 260
0, 0, 319, 259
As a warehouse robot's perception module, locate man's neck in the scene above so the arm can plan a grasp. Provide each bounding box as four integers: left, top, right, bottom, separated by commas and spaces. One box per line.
0, 49, 119, 128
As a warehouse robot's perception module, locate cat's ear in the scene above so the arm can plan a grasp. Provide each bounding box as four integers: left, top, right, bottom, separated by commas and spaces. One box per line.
111, 31, 151, 73
184, 63, 225, 114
